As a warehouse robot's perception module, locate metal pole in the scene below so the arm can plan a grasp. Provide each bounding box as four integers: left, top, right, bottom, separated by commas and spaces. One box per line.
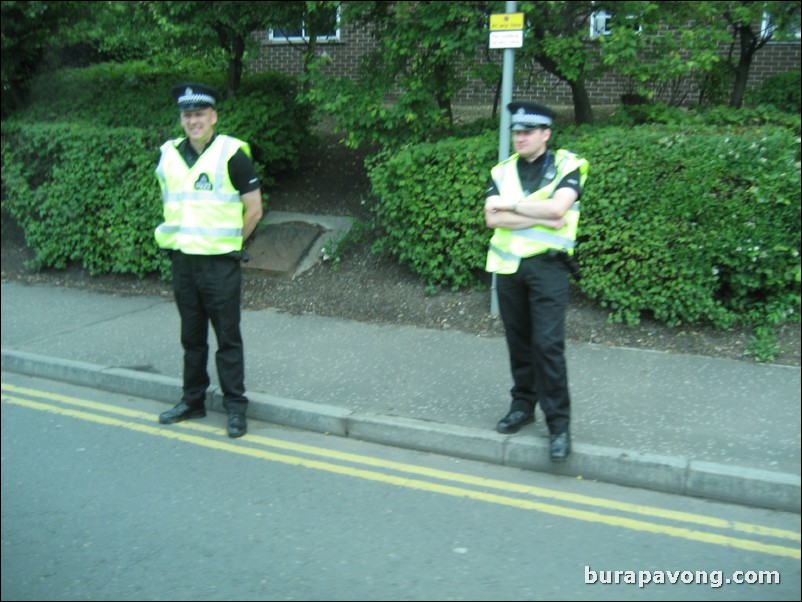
490, 0, 517, 317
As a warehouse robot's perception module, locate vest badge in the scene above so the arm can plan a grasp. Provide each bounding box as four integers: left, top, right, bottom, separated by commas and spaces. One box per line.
194, 173, 213, 191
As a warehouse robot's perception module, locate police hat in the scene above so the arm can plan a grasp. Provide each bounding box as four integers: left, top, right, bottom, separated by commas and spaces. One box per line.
508, 100, 555, 130
171, 82, 219, 111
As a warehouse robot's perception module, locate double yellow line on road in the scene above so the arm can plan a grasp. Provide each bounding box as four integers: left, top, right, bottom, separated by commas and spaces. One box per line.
2, 381, 799, 559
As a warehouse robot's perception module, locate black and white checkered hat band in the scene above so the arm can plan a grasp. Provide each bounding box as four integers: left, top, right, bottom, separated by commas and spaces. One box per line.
178, 92, 216, 107
512, 113, 552, 127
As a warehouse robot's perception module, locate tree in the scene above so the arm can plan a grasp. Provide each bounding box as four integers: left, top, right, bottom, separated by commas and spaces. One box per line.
515, 1, 736, 122
360, 1, 489, 132
270, 1, 342, 83
302, 1, 493, 149
516, 1, 601, 125
597, 1, 729, 106
1, 0, 88, 117
720, 1, 802, 108
54, 1, 167, 65
151, 1, 296, 94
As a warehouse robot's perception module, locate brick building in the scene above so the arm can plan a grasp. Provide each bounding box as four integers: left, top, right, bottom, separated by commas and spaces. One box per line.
250, 15, 800, 110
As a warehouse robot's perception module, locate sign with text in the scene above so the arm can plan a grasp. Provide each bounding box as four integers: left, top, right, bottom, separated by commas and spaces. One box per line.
489, 13, 525, 31
489, 30, 523, 49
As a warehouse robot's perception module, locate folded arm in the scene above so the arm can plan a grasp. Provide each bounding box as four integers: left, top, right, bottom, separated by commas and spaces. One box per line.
484, 187, 577, 230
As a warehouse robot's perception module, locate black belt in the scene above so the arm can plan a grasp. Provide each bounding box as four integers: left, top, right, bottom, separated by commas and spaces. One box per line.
171, 250, 251, 262
524, 250, 581, 280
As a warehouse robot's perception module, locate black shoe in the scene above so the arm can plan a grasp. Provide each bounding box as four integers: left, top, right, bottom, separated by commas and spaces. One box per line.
227, 413, 247, 438
159, 402, 206, 424
550, 432, 571, 462
496, 410, 535, 434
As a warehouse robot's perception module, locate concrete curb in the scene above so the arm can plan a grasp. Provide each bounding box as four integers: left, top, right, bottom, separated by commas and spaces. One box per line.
3, 348, 799, 513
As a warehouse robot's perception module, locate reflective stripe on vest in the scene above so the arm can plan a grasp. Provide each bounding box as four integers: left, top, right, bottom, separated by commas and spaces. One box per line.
154, 135, 250, 255
486, 149, 589, 274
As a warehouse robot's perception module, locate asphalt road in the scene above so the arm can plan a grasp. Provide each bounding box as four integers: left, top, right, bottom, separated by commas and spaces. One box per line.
2, 372, 800, 601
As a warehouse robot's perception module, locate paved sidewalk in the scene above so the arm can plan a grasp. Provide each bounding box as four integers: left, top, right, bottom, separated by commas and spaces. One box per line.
2, 281, 799, 512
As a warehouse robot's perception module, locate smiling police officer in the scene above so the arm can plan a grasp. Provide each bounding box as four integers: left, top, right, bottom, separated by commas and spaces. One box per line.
484, 100, 589, 462
155, 82, 263, 438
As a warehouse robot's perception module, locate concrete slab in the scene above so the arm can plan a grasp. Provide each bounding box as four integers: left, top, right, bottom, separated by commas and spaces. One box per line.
244, 211, 353, 278
245, 221, 323, 277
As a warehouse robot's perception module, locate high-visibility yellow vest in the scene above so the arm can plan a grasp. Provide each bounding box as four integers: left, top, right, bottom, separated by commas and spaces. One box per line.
486, 149, 589, 274
154, 135, 250, 255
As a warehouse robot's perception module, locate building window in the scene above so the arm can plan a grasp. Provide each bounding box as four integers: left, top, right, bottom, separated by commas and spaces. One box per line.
269, 6, 340, 44
590, 10, 642, 38
590, 10, 613, 38
761, 11, 801, 40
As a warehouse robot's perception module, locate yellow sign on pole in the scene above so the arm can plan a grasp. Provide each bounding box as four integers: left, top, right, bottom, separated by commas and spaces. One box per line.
489, 13, 524, 32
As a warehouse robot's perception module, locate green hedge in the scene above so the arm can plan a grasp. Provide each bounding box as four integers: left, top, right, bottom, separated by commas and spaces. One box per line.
2, 121, 168, 277
748, 70, 801, 114
561, 125, 800, 331
1, 63, 313, 278
20, 62, 312, 186
367, 124, 801, 354
22, 62, 183, 132
368, 137, 496, 290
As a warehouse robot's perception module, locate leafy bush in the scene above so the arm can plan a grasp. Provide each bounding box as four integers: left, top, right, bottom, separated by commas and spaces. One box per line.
2, 121, 169, 277
695, 62, 735, 107
604, 101, 801, 136
226, 72, 314, 184
367, 123, 801, 355
22, 61, 194, 137
747, 70, 801, 113
301, 70, 454, 151
1, 62, 313, 277
686, 104, 801, 136
560, 125, 800, 333
368, 136, 498, 289
20, 61, 312, 186
606, 102, 688, 127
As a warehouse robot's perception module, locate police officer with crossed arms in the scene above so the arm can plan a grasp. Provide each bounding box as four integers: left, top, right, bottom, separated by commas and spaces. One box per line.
484, 100, 589, 462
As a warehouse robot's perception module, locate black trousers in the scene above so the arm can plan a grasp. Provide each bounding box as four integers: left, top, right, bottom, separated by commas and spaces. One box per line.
171, 252, 248, 415
496, 253, 571, 435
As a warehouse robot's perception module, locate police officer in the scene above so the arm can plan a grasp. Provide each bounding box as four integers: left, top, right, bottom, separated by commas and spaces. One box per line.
155, 82, 263, 438
484, 100, 589, 461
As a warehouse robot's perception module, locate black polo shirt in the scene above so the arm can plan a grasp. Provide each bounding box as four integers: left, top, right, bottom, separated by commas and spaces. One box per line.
487, 150, 582, 199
